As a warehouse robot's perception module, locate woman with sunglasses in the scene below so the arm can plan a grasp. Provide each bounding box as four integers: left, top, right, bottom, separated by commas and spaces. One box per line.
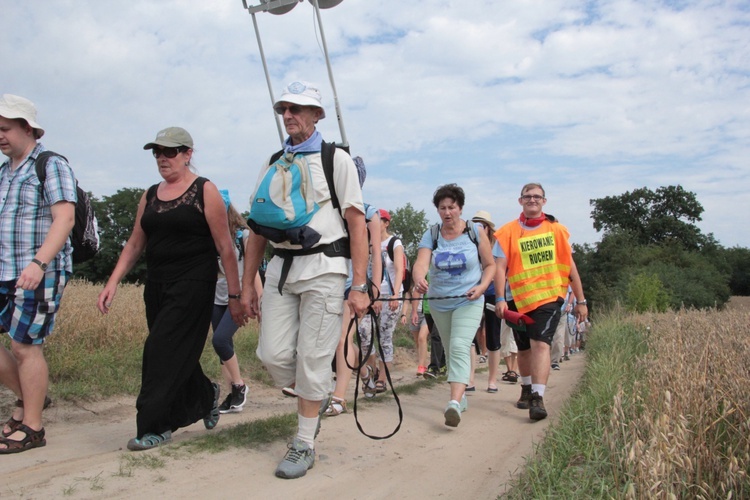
97, 127, 245, 450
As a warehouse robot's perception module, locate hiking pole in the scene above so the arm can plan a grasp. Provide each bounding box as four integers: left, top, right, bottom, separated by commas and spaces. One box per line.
310, 0, 349, 148
249, 11, 285, 147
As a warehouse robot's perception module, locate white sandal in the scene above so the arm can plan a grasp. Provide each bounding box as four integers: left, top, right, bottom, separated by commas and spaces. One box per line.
324, 397, 348, 416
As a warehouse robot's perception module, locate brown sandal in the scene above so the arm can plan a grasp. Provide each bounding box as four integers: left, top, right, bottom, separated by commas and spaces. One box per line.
0, 424, 46, 454
3, 396, 53, 437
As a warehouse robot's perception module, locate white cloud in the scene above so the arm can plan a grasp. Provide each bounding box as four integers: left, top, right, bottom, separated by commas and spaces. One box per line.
2, 0, 748, 247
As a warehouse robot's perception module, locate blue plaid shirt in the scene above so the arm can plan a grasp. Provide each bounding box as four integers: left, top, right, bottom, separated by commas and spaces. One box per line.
0, 143, 77, 280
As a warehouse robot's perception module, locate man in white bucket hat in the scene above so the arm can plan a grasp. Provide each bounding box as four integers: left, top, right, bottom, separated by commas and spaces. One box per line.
0, 94, 76, 454
242, 81, 369, 479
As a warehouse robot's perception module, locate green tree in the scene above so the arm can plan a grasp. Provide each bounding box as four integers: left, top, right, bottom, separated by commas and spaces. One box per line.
722, 246, 750, 295
590, 185, 706, 249
388, 203, 429, 263
74, 188, 146, 284
624, 272, 671, 312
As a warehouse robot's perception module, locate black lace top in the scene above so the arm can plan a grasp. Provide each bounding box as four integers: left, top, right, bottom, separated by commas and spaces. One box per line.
141, 177, 218, 283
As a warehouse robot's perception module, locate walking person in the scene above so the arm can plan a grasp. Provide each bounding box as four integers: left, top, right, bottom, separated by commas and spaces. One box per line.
358, 209, 404, 393
241, 81, 369, 479
326, 157, 383, 417
493, 183, 587, 421
411, 184, 496, 428
97, 127, 244, 450
212, 193, 261, 413
0, 95, 76, 453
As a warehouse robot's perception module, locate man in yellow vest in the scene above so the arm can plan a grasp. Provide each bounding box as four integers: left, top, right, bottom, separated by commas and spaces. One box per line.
493, 183, 587, 421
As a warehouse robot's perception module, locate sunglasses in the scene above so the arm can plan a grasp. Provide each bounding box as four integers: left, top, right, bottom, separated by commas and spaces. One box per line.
273, 104, 305, 115
152, 147, 185, 159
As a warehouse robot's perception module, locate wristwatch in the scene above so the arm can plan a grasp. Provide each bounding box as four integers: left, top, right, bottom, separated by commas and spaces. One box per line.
577, 300, 587, 306
351, 283, 368, 293
32, 258, 48, 271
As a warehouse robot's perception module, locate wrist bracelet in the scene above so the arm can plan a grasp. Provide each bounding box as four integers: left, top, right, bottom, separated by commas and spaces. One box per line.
495, 297, 506, 303
228, 294, 241, 300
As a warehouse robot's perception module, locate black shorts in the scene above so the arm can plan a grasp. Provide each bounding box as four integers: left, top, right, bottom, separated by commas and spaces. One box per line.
511, 298, 563, 351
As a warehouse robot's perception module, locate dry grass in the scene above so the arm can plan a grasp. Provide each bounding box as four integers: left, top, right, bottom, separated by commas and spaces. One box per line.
25, 280, 265, 399
607, 307, 750, 498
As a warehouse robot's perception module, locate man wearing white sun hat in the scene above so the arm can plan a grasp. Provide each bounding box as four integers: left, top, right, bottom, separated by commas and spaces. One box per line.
241, 81, 369, 479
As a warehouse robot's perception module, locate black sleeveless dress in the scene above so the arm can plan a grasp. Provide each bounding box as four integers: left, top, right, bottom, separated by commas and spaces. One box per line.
135, 177, 218, 438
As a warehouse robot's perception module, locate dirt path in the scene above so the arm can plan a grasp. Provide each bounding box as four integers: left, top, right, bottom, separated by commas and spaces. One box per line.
1, 354, 585, 499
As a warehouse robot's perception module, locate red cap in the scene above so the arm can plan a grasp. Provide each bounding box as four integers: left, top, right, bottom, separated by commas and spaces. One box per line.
378, 209, 391, 221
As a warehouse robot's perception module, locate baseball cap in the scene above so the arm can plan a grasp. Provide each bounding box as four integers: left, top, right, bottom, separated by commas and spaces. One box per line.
0, 94, 44, 138
143, 127, 194, 150
274, 81, 325, 119
378, 209, 391, 221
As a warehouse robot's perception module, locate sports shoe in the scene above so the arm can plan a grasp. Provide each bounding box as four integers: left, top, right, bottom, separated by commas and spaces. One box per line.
203, 382, 220, 429
563, 353, 570, 361
416, 365, 427, 377
424, 366, 439, 379
219, 384, 247, 414
444, 401, 461, 427
459, 394, 468, 413
282, 387, 298, 398
275, 437, 315, 479
551, 363, 560, 371
529, 391, 547, 421
516, 384, 532, 409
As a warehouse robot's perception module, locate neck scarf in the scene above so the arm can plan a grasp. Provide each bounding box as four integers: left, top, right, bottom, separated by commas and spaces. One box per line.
284, 130, 323, 154
519, 212, 546, 227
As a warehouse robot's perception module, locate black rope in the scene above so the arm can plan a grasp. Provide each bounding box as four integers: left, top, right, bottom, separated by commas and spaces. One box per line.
340, 290, 473, 439
343, 283, 403, 440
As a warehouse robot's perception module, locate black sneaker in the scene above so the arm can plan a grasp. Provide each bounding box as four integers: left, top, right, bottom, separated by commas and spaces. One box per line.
516, 384, 532, 409
219, 384, 247, 414
529, 391, 547, 421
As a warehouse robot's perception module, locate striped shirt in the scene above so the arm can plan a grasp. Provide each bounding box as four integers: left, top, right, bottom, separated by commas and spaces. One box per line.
0, 143, 77, 280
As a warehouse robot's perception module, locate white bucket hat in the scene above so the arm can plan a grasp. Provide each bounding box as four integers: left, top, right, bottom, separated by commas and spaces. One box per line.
274, 81, 325, 119
0, 94, 44, 138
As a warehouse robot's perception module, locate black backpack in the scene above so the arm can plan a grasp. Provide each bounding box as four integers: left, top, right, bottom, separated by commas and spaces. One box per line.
35, 151, 100, 264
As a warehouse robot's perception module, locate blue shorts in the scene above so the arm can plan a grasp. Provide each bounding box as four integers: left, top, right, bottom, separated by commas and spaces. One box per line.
0, 271, 69, 345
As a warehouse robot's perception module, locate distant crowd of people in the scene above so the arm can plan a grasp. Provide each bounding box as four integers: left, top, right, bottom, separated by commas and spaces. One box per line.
0, 88, 587, 480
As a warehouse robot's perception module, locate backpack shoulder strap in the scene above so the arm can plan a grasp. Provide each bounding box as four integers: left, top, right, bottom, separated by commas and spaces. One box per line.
269, 149, 284, 166
430, 223, 440, 250
465, 220, 479, 248
321, 141, 340, 212
34, 151, 68, 186
386, 236, 396, 262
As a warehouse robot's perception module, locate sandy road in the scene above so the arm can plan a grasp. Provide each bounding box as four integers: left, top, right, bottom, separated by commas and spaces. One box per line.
0, 353, 585, 499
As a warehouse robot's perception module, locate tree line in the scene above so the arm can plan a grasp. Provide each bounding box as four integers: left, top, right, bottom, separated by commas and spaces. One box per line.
75, 185, 749, 312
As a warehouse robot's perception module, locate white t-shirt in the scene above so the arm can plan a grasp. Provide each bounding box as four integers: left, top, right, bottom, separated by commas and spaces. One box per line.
215, 229, 249, 305
381, 235, 403, 296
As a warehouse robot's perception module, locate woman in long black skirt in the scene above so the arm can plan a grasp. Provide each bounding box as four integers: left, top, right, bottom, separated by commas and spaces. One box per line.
97, 127, 245, 450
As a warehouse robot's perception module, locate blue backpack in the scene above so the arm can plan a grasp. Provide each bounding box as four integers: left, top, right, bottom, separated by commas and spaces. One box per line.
247, 143, 340, 249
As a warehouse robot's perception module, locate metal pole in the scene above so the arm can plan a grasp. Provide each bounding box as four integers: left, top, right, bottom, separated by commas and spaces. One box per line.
310, 0, 348, 148
251, 11, 286, 147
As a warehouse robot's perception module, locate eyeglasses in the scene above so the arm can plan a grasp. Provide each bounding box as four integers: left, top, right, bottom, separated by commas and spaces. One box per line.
521, 195, 544, 201
273, 104, 305, 115
152, 147, 184, 159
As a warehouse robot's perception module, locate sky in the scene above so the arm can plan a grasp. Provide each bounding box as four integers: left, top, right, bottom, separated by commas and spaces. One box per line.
3, 0, 749, 247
